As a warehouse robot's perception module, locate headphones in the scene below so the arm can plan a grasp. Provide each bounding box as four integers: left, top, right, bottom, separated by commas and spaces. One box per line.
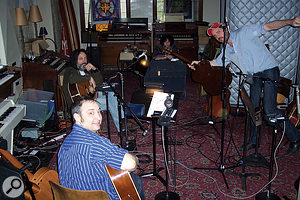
164, 94, 173, 108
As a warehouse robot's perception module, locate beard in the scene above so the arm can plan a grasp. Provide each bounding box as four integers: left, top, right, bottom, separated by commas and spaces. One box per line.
77, 63, 88, 71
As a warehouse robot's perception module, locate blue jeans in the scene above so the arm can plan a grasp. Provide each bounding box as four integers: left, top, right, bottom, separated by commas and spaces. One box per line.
96, 91, 124, 132
249, 67, 300, 144
130, 173, 145, 200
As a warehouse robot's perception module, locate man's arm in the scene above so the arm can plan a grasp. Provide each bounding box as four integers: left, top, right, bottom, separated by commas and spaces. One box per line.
187, 60, 217, 70
264, 16, 300, 31
120, 153, 138, 172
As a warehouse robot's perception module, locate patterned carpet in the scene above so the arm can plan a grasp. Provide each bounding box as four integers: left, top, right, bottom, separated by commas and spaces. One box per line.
119, 69, 300, 200
49, 69, 300, 200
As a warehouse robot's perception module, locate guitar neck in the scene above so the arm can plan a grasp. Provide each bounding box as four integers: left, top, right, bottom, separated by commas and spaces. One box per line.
163, 47, 192, 64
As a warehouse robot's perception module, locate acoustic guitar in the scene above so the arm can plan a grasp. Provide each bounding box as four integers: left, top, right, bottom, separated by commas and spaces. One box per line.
287, 100, 300, 127
105, 165, 141, 200
68, 80, 97, 102
162, 47, 232, 96
0, 149, 59, 200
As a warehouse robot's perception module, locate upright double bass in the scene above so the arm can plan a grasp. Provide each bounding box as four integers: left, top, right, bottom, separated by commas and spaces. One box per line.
162, 47, 232, 117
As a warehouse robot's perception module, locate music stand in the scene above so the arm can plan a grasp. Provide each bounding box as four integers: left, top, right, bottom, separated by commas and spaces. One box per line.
155, 94, 180, 200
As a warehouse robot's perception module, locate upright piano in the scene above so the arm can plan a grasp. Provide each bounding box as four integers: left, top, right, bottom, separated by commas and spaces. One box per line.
97, 18, 151, 68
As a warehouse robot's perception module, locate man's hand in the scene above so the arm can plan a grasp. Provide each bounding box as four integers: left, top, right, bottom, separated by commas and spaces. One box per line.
165, 55, 173, 60
292, 16, 300, 27
84, 63, 97, 72
187, 61, 200, 70
121, 153, 138, 172
89, 77, 96, 89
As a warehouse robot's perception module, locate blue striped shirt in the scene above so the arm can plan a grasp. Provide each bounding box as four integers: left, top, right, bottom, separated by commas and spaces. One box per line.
214, 24, 278, 75
58, 124, 128, 199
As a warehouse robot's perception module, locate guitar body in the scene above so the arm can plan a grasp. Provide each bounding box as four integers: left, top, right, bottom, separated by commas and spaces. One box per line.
207, 90, 231, 118
105, 165, 141, 200
68, 81, 96, 102
192, 60, 232, 96
287, 100, 300, 127
25, 168, 59, 200
0, 149, 59, 200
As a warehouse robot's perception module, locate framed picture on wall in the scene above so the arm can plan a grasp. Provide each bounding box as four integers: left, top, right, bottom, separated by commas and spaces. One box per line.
92, 0, 120, 22
165, 0, 193, 21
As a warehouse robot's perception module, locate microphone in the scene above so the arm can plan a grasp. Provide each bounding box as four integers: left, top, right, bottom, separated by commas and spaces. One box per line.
142, 128, 148, 136
138, 51, 149, 67
138, 51, 148, 60
245, 74, 253, 85
78, 62, 88, 71
292, 84, 300, 119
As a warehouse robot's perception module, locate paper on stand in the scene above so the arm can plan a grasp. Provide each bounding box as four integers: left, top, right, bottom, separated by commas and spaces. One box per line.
147, 91, 174, 117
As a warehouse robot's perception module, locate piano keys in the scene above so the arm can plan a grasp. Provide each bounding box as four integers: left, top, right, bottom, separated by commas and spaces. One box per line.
0, 74, 14, 86
0, 67, 21, 100
0, 99, 26, 154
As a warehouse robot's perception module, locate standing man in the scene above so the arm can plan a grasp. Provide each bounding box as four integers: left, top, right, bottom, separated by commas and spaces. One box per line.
58, 96, 145, 199
62, 49, 124, 132
188, 16, 300, 156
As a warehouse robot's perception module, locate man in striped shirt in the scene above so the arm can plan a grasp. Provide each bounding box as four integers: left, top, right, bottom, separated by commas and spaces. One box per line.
58, 96, 144, 199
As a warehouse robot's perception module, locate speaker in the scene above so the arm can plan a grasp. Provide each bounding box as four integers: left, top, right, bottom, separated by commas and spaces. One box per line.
81, 31, 98, 43
144, 60, 186, 99
0, 160, 25, 200
86, 46, 101, 69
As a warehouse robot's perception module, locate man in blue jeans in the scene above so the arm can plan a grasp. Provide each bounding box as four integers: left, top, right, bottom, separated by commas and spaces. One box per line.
189, 16, 300, 156
58, 96, 145, 199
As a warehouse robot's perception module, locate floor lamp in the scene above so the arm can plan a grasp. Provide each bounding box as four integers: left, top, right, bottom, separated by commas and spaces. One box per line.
15, 8, 28, 58
29, 5, 43, 38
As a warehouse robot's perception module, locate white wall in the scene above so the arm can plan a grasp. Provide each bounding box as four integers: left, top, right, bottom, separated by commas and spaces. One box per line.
36, 0, 55, 51
0, 1, 23, 67
203, 0, 220, 25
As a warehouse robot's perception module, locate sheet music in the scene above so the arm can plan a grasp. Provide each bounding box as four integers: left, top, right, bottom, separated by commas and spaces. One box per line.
147, 91, 174, 117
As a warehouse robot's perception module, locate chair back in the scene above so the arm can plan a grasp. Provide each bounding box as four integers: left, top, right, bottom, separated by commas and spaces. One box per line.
49, 181, 110, 200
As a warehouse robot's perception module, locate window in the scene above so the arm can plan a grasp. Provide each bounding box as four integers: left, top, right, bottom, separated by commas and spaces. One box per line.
81, 0, 165, 30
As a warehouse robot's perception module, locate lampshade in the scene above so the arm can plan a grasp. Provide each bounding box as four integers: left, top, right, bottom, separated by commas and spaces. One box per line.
29, 5, 42, 23
39, 27, 48, 36
15, 8, 28, 26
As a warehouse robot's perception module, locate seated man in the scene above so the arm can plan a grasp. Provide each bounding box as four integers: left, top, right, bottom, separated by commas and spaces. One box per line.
58, 96, 145, 199
62, 49, 124, 132
152, 34, 178, 61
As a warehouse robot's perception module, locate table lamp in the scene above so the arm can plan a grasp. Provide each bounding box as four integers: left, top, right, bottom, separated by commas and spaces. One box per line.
39, 27, 48, 40
29, 5, 43, 38
15, 8, 28, 58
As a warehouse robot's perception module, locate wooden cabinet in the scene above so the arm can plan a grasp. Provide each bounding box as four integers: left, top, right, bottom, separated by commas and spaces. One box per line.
97, 30, 151, 68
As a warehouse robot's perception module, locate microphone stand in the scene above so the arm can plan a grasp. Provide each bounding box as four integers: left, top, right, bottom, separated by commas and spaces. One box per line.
193, 17, 240, 191
103, 74, 148, 148
230, 62, 246, 117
